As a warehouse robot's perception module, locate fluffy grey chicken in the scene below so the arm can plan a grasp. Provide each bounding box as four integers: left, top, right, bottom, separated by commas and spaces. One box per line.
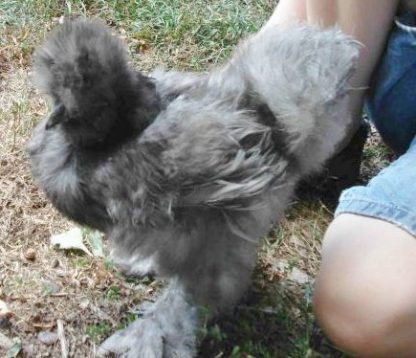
28, 19, 358, 357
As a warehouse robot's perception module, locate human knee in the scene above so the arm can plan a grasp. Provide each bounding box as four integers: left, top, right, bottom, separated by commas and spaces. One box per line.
314, 215, 416, 356
314, 275, 416, 356
313, 263, 388, 355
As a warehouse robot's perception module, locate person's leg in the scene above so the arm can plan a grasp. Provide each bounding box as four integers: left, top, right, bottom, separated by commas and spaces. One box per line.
314, 136, 416, 356
266, 0, 399, 145
306, 0, 335, 27
314, 214, 416, 356
265, 0, 307, 27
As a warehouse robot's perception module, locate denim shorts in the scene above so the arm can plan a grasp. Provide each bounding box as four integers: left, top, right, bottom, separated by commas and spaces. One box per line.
336, 137, 416, 237
335, 12, 416, 237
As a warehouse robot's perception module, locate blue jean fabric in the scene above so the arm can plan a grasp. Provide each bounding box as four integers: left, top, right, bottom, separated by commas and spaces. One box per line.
336, 137, 416, 237
336, 12, 416, 236
366, 11, 416, 154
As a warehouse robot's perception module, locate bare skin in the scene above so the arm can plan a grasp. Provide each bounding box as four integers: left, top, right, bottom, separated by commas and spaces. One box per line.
264, 2, 416, 356
314, 214, 416, 357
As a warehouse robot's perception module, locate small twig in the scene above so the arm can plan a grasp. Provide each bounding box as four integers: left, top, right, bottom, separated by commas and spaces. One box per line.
319, 200, 333, 215
33, 323, 55, 330
57, 319, 68, 358
50, 292, 70, 297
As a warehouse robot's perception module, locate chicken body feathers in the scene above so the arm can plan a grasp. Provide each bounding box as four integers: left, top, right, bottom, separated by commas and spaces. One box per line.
28, 19, 359, 356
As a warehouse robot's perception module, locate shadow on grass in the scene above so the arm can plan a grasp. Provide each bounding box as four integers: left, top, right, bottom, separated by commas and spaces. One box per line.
198, 272, 347, 358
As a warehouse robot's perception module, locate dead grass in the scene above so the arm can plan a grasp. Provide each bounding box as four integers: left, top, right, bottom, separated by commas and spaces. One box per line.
0, 1, 393, 357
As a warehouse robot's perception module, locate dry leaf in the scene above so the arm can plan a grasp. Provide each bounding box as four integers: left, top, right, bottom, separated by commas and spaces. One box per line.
0, 300, 12, 321
0, 332, 13, 350
50, 228, 92, 256
6, 338, 22, 358
287, 267, 310, 285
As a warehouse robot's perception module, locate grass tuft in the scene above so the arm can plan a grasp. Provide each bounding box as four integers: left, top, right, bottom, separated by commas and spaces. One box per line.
86, 322, 113, 343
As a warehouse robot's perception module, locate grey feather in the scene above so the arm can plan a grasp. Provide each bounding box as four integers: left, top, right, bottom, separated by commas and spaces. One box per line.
28, 19, 359, 357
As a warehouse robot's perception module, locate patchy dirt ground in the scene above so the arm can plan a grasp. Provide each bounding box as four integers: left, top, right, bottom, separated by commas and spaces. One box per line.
0, 3, 395, 357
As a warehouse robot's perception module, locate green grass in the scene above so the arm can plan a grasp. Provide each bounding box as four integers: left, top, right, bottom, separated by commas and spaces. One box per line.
73, 256, 90, 269
86, 322, 113, 343
105, 285, 121, 301
115, 312, 137, 331
362, 140, 393, 168
0, 0, 273, 69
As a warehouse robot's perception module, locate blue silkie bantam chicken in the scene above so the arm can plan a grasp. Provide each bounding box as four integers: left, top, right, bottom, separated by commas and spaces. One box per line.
27, 19, 358, 357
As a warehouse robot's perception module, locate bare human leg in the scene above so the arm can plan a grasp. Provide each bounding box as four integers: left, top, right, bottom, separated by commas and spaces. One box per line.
314, 214, 416, 356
